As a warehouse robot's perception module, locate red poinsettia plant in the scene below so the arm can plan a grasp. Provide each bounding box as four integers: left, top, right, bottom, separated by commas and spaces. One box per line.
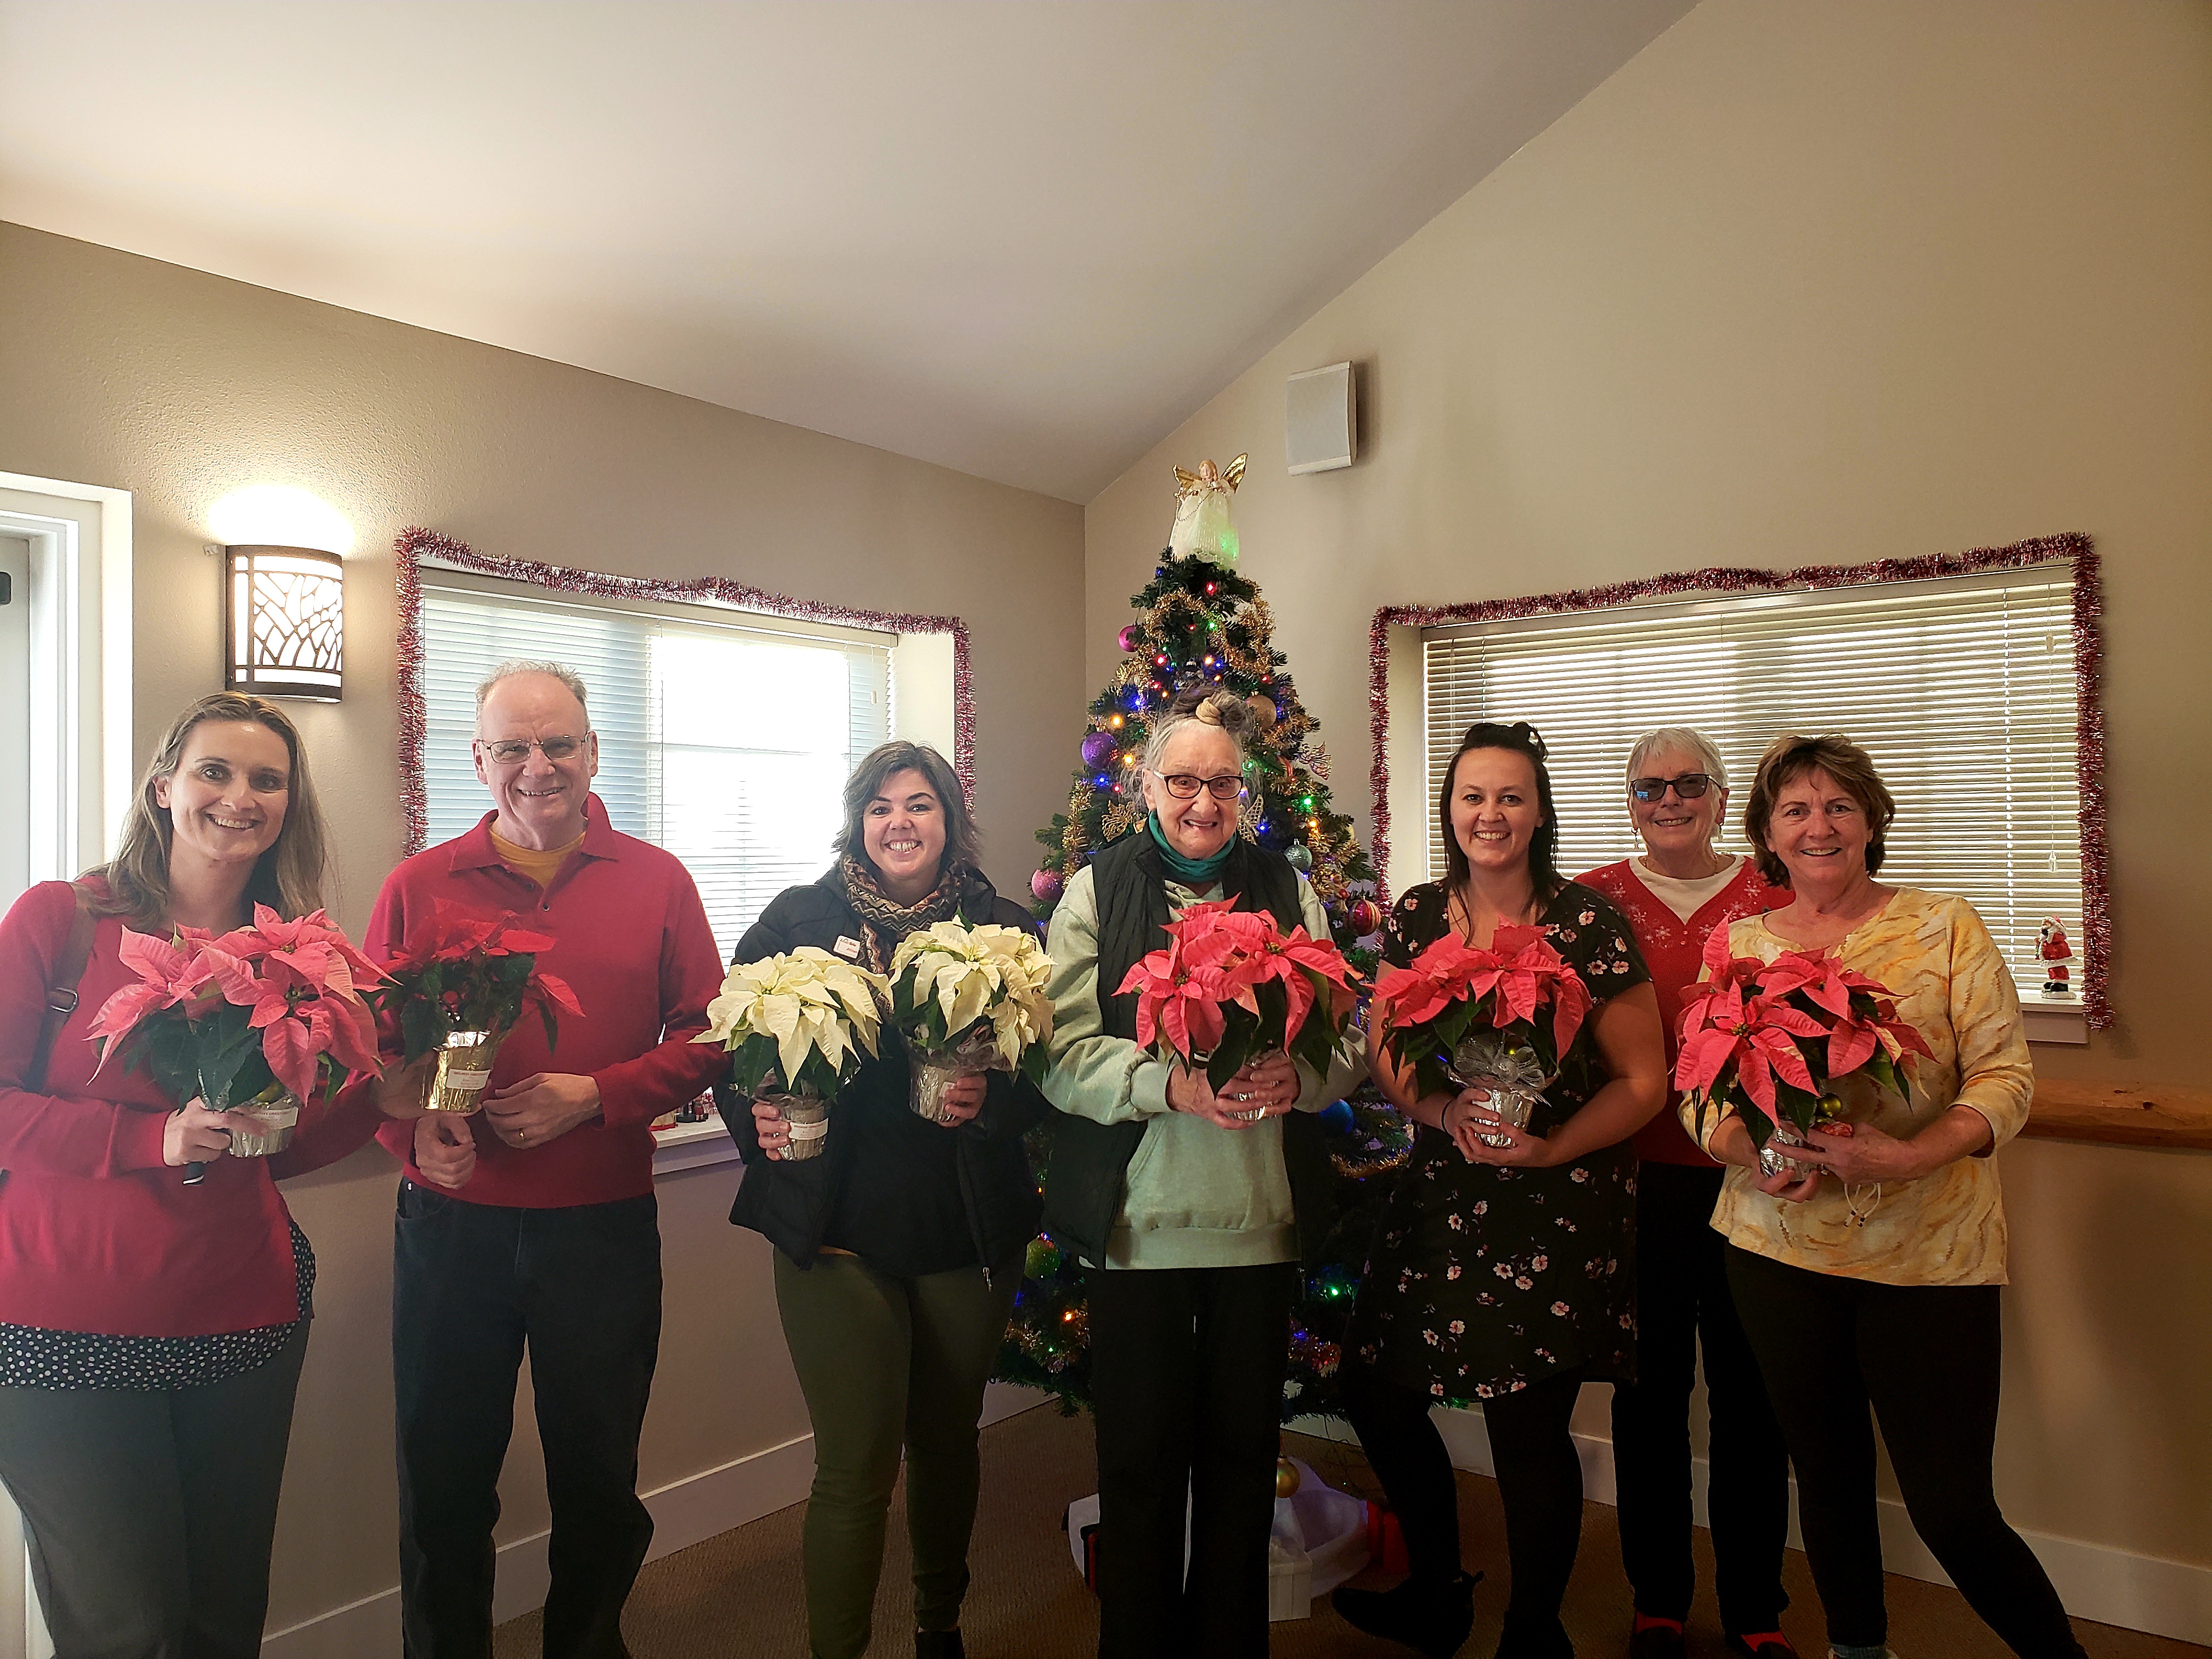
88, 907, 386, 1110
1370, 924, 1595, 1102
363, 901, 582, 1062
1114, 899, 1360, 1091
1677, 926, 1933, 1153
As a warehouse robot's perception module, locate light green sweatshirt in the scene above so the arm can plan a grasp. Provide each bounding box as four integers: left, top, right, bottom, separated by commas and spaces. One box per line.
1041, 864, 1367, 1270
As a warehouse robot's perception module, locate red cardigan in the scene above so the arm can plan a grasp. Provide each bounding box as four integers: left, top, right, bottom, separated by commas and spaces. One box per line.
1577, 858, 1785, 1167
0, 880, 385, 1336
360, 799, 730, 1207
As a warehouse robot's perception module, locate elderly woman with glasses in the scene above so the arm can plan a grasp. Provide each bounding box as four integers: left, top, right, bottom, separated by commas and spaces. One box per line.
723, 740, 1048, 1659
1041, 687, 1363, 1659
1693, 736, 2082, 1659
1336, 720, 1668, 1659
1578, 729, 1796, 1659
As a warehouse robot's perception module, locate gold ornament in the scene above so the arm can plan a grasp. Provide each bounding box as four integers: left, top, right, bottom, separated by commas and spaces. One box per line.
1275, 1455, 1302, 1498
1246, 694, 1278, 731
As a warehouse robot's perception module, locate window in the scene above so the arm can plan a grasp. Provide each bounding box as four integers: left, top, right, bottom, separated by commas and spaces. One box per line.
417, 571, 891, 953
1420, 565, 2081, 1001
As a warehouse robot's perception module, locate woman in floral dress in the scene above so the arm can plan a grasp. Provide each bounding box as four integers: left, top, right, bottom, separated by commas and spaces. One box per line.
1337, 721, 1668, 1659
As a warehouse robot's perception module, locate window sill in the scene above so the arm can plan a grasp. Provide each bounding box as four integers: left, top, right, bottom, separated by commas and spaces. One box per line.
2021, 1080, 2212, 1152
652, 1116, 741, 1176
2022, 994, 2088, 1046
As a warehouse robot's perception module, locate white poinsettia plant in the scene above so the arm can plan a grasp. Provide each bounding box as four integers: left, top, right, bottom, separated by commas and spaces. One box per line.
887, 921, 1056, 1085
693, 947, 887, 1099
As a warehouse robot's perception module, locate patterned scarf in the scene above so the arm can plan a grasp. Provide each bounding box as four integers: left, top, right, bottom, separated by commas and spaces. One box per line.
838, 854, 969, 973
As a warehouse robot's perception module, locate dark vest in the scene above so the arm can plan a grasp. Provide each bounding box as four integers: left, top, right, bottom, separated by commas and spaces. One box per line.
1042, 832, 1339, 1268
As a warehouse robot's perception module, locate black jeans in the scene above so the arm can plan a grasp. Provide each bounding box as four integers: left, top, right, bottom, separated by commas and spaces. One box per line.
1726, 1248, 2087, 1658
1610, 1163, 1790, 1632
0, 1323, 308, 1659
1087, 1263, 1294, 1659
1346, 1362, 1588, 1656
393, 1182, 662, 1659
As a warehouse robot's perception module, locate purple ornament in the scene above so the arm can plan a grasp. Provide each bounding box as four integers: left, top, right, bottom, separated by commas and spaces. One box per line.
1080, 730, 1118, 770
1118, 625, 1138, 653
1031, 867, 1064, 904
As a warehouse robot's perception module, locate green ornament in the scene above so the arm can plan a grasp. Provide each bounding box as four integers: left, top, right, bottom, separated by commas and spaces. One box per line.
1025, 1237, 1061, 1280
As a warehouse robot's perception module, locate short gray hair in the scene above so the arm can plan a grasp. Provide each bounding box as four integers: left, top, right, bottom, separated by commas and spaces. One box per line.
1625, 726, 1728, 792
1130, 689, 1257, 787
476, 660, 590, 715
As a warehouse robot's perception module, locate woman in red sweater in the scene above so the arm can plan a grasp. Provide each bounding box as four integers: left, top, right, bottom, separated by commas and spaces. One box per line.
1577, 727, 1797, 1659
0, 692, 394, 1659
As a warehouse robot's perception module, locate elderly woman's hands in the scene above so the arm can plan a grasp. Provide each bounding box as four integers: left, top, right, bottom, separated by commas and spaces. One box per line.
1167, 1052, 1298, 1130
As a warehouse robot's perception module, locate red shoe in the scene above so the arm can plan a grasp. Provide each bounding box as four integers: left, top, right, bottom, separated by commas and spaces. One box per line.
1726, 1635, 1802, 1658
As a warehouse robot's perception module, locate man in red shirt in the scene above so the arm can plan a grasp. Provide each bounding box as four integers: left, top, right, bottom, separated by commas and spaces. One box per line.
363, 662, 727, 1659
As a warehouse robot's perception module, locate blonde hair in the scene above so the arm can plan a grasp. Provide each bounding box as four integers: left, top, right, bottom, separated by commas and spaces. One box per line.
84, 693, 329, 928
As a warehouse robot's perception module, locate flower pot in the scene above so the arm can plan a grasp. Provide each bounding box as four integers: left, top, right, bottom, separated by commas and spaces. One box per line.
907, 1029, 1002, 1124
428, 1029, 504, 1113
766, 1092, 830, 1161
226, 1094, 302, 1158
1447, 1034, 1552, 1150
1758, 1121, 1815, 1180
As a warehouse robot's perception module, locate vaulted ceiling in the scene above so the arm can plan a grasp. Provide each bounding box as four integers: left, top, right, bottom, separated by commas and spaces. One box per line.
0, 1, 1691, 500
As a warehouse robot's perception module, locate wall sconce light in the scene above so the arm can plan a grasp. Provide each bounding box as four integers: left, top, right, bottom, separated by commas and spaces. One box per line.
211, 487, 352, 703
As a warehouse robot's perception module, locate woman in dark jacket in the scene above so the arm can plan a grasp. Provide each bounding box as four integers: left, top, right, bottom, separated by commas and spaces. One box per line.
718, 740, 1045, 1659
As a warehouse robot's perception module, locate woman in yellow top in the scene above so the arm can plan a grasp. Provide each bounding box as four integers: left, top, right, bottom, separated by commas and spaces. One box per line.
1691, 735, 2084, 1659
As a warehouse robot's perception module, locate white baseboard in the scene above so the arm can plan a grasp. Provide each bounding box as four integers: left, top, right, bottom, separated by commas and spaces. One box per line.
260, 1387, 1056, 1657
260, 1432, 818, 1658
1290, 1408, 2212, 1647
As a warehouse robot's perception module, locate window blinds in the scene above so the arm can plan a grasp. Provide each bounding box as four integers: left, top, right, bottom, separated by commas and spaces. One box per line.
1421, 567, 2079, 998
420, 577, 891, 957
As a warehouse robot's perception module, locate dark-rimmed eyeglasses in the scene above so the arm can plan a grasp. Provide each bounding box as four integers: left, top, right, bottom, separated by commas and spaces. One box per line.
1629, 774, 1714, 802
1150, 770, 1244, 802
477, 735, 591, 765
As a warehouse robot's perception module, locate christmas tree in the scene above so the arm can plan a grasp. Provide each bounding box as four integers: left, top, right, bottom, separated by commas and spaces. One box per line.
998, 455, 1412, 1423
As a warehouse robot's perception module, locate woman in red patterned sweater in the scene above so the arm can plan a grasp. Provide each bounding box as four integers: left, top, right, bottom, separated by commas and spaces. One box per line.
1578, 727, 1797, 1659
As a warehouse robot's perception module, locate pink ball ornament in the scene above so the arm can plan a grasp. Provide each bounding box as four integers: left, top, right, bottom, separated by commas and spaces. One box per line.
1031, 868, 1065, 904
1118, 625, 1138, 653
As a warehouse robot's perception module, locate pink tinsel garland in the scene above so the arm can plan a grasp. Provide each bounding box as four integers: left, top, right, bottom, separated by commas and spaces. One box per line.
394, 527, 975, 859
1367, 532, 2111, 1029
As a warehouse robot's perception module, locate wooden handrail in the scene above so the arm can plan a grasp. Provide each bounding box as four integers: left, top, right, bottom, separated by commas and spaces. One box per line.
2022, 1079, 2212, 1151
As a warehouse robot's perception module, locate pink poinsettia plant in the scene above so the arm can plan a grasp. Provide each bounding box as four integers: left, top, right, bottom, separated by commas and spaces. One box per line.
1114, 899, 1360, 1091
88, 907, 387, 1110
363, 900, 581, 1063
1677, 925, 1933, 1152
1369, 925, 1594, 1102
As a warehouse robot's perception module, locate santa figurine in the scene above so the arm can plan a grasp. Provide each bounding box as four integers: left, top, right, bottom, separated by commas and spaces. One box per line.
2038, 917, 2074, 997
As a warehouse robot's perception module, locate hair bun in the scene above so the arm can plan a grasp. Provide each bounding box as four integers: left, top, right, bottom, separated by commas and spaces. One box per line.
1187, 689, 1252, 737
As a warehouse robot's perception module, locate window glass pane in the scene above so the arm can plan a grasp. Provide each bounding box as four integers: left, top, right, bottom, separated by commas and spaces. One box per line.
1421, 569, 2080, 998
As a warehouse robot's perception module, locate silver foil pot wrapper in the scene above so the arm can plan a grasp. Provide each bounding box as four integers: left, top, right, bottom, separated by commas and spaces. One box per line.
1447, 1034, 1552, 1150
1758, 1121, 1815, 1180
907, 1028, 1010, 1124
765, 1092, 830, 1160
225, 1097, 301, 1159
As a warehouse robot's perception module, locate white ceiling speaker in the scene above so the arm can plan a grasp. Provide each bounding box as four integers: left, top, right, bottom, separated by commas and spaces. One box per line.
1285, 361, 1356, 475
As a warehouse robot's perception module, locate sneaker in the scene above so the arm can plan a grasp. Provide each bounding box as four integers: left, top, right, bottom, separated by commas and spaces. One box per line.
1331, 1570, 1482, 1658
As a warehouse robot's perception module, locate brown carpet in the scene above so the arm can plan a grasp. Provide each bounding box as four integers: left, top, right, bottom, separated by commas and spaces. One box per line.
494, 1403, 2205, 1658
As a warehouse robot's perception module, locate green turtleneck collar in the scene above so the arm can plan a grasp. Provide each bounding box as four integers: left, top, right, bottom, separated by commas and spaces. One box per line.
1148, 811, 1233, 887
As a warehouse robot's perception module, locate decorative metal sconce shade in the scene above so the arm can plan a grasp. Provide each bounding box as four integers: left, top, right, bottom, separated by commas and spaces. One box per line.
224, 545, 345, 700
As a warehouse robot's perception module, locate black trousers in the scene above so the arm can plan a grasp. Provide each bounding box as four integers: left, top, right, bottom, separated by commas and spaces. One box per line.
393, 1183, 662, 1659
1610, 1163, 1791, 1633
1087, 1262, 1294, 1659
1725, 1248, 2086, 1658
1346, 1361, 1588, 1656
0, 1323, 308, 1659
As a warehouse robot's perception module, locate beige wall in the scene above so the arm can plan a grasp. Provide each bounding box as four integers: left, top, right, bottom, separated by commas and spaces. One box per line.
1087, 0, 2211, 1573
0, 219, 1085, 1629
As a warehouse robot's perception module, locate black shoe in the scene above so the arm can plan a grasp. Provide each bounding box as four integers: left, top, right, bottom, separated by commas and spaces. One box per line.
1629, 1622, 1687, 1659
1330, 1570, 1482, 1658
1494, 1609, 1575, 1658
1724, 1638, 1802, 1658
914, 1631, 965, 1659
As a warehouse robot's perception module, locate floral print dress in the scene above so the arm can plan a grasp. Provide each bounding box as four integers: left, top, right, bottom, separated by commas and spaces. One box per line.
1349, 881, 1650, 1401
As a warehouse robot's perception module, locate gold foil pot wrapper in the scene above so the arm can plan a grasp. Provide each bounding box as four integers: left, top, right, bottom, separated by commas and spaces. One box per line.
765, 1092, 830, 1161
225, 1096, 301, 1159
907, 1028, 1009, 1124
428, 1029, 505, 1113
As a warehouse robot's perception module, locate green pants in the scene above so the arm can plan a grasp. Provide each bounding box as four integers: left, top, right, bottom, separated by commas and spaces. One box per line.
774, 1250, 1021, 1659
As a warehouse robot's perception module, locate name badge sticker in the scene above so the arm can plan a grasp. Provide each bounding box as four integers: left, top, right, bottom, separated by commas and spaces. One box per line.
833, 935, 862, 961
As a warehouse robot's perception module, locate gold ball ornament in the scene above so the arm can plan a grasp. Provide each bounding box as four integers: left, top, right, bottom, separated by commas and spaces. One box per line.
1274, 1455, 1302, 1499
1246, 695, 1279, 731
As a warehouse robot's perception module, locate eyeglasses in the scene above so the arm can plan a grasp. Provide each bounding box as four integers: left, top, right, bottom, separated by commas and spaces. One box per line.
1150, 770, 1245, 802
1629, 774, 1714, 802
477, 735, 590, 765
